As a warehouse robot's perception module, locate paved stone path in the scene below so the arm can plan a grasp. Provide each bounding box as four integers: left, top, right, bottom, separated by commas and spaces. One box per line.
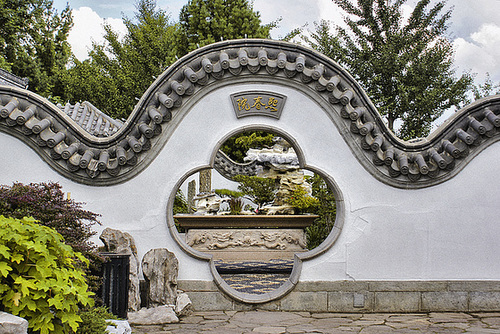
131, 311, 500, 333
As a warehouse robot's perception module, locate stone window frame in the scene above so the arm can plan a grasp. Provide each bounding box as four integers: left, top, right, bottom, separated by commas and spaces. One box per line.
166, 125, 345, 303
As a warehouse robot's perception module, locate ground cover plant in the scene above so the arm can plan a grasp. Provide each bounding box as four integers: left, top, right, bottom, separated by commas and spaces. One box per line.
77, 306, 117, 334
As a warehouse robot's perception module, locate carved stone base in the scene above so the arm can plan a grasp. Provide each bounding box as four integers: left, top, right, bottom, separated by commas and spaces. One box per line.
185, 228, 307, 261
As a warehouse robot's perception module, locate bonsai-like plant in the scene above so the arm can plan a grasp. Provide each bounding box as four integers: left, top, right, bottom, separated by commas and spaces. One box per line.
233, 175, 276, 212
215, 189, 245, 214
228, 197, 244, 215
286, 186, 320, 214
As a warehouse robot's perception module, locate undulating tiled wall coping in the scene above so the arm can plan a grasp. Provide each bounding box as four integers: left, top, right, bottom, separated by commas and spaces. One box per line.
1, 39, 499, 188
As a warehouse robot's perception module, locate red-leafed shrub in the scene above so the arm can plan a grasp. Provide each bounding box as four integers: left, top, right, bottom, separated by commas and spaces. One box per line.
0, 182, 103, 295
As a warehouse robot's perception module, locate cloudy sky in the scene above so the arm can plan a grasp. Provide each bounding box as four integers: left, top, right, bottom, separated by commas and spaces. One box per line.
52, 0, 500, 86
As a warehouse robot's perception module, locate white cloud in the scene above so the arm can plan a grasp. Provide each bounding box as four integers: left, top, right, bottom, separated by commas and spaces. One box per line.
253, 0, 321, 39
453, 23, 500, 84
68, 7, 127, 60
448, 0, 500, 39
317, 0, 344, 24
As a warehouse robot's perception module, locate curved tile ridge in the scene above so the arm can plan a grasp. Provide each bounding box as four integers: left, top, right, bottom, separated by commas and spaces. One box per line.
0, 39, 499, 188
214, 150, 259, 180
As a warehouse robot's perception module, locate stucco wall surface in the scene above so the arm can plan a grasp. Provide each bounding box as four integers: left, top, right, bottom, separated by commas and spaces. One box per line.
2, 79, 500, 284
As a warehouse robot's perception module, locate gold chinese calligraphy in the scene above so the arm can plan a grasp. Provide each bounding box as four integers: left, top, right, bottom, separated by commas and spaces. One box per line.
230, 91, 286, 119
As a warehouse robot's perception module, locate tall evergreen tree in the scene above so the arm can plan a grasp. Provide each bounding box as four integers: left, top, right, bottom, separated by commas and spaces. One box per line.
62, 0, 273, 119
0, 0, 72, 99
176, 0, 271, 56
61, 0, 178, 119
306, 0, 472, 139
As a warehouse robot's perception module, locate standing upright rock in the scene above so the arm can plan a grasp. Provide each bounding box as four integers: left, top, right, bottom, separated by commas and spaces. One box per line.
141, 248, 179, 307
100, 228, 141, 311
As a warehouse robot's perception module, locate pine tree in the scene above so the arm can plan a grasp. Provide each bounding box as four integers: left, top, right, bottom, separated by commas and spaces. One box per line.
306, 0, 472, 139
176, 0, 271, 56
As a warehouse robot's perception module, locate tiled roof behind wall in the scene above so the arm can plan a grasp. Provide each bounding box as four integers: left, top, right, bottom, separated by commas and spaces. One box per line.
57, 101, 123, 137
0, 68, 29, 89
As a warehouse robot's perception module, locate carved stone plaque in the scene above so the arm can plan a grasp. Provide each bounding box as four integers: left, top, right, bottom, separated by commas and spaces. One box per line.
230, 91, 286, 119
185, 228, 307, 260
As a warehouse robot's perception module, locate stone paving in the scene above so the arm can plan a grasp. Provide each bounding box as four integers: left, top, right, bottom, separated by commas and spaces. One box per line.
131, 311, 500, 333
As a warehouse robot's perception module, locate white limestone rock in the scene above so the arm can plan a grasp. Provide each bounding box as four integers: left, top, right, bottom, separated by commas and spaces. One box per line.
105, 319, 132, 334
244, 146, 299, 170
0, 312, 28, 334
175, 293, 193, 317
194, 192, 228, 214
127, 306, 179, 325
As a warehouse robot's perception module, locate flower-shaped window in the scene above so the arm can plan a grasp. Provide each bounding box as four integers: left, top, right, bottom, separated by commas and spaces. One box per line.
169, 130, 342, 303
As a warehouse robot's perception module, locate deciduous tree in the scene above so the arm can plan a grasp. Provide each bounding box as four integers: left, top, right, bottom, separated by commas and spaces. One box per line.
0, 0, 73, 99
306, 0, 472, 139
61, 0, 178, 119
470, 73, 500, 101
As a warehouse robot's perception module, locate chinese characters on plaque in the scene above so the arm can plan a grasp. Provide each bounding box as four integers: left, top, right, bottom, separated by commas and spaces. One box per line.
230, 91, 286, 119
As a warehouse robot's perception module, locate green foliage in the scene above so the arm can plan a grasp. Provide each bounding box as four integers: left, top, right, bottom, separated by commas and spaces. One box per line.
0, 0, 73, 99
286, 186, 319, 214
215, 188, 243, 198
173, 189, 189, 215
0, 216, 94, 334
304, 175, 336, 249
470, 73, 500, 101
306, 0, 472, 139
77, 306, 117, 334
61, 0, 178, 119
233, 175, 276, 210
220, 131, 275, 162
0, 182, 103, 296
61, 0, 274, 120
176, 0, 271, 55
228, 197, 243, 215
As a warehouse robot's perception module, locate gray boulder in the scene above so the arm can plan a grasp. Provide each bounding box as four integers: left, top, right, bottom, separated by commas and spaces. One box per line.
141, 248, 179, 307
0, 312, 28, 334
106, 319, 132, 334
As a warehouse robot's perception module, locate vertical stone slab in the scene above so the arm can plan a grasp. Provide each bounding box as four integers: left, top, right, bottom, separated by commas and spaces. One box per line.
100, 228, 141, 311
187, 180, 196, 213
199, 169, 211, 194
142, 248, 179, 307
